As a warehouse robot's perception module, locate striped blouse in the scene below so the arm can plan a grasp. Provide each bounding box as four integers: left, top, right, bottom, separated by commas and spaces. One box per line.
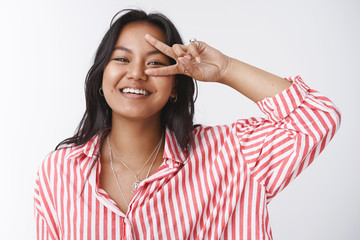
34, 76, 341, 239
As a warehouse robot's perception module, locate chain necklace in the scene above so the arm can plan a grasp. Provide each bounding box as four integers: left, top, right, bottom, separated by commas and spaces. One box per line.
109, 149, 128, 206
107, 134, 163, 191
108, 135, 162, 207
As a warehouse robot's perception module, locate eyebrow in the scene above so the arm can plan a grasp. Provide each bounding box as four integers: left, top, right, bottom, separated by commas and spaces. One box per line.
113, 46, 163, 56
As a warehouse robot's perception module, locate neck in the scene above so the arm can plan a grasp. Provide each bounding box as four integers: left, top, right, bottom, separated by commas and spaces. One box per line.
106, 114, 164, 169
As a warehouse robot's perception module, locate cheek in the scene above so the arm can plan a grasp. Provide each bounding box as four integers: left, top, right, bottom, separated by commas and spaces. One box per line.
150, 76, 174, 95
102, 66, 123, 93
160, 77, 175, 94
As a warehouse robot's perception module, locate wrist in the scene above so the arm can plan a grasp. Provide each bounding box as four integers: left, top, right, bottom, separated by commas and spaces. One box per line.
218, 56, 233, 85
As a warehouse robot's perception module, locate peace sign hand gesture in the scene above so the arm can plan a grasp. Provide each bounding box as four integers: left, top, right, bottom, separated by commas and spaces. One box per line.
144, 34, 230, 83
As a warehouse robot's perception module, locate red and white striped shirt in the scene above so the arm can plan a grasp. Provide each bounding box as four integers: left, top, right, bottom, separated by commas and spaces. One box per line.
34, 76, 341, 239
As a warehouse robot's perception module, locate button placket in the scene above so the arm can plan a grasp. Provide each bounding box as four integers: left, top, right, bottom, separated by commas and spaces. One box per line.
126, 159, 180, 215
124, 218, 134, 240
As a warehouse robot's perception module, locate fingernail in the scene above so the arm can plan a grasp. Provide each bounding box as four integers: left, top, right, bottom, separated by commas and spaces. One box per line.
184, 55, 191, 60
195, 56, 201, 63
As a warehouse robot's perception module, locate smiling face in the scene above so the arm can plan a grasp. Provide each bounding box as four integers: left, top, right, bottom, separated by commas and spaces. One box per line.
102, 22, 175, 123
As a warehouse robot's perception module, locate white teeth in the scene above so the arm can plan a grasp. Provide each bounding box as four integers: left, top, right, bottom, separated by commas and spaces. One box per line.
121, 88, 149, 95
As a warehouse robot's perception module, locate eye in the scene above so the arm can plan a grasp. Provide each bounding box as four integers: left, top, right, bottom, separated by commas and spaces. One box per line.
148, 61, 167, 67
113, 57, 129, 63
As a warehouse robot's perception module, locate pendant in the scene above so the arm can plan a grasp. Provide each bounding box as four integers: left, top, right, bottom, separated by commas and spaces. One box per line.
133, 180, 141, 191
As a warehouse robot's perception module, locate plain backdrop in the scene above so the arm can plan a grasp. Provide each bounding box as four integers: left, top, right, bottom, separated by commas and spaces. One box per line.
1, 0, 359, 239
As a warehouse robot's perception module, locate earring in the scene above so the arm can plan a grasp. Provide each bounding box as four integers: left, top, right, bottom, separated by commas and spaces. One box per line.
99, 87, 104, 96
169, 95, 177, 103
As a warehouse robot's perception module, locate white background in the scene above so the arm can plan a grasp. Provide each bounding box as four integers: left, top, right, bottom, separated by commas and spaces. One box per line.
1, 0, 359, 239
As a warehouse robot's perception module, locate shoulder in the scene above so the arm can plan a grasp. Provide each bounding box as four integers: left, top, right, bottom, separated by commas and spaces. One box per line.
37, 145, 77, 181
191, 122, 240, 148
193, 123, 233, 137
38, 135, 100, 180
192, 118, 267, 140
189, 117, 271, 152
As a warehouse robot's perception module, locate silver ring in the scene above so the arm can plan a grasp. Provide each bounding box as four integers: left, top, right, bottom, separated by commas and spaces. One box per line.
189, 38, 199, 48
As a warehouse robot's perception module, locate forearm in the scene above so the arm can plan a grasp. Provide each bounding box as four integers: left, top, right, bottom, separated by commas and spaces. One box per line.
219, 57, 292, 102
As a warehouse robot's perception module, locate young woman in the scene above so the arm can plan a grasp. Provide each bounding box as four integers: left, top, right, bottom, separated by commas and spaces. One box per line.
34, 9, 341, 239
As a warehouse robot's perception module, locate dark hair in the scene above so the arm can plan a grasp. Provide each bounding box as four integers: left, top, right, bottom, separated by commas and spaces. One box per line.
56, 9, 196, 154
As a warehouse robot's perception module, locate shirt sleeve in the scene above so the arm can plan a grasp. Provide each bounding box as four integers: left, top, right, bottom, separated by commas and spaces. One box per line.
34, 155, 60, 240
236, 76, 341, 202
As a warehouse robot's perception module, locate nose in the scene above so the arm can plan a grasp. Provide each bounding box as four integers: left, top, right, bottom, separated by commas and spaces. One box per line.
126, 61, 147, 81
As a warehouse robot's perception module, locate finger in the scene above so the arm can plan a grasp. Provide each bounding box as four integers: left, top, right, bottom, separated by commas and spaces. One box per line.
187, 43, 201, 63
172, 44, 190, 58
145, 34, 177, 59
178, 56, 196, 74
145, 64, 179, 76
173, 43, 200, 63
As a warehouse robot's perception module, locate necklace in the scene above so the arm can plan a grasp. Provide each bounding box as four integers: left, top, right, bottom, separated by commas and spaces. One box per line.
107, 134, 163, 190
109, 149, 128, 206
108, 140, 162, 208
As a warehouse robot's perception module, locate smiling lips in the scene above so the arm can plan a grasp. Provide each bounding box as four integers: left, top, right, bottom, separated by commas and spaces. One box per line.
121, 87, 151, 96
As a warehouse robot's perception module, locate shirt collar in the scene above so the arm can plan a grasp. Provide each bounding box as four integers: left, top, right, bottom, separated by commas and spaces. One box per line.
82, 134, 101, 158
72, 128, 186, 164
65, 134, 101, 161
163, 127, 187, 164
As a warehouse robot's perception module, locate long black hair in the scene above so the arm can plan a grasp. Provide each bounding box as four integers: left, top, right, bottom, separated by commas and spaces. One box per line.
56, 9, 196, 154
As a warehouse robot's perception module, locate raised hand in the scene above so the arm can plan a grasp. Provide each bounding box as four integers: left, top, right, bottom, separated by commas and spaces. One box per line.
144, 34, 230, 83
